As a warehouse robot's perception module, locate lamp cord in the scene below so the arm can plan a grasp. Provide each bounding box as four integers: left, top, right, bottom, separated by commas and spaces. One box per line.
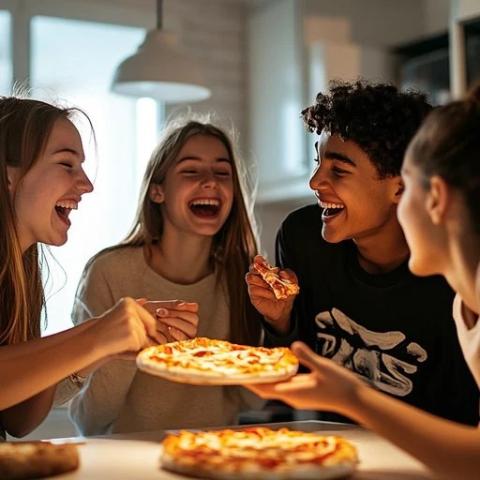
156, 0, 163, 30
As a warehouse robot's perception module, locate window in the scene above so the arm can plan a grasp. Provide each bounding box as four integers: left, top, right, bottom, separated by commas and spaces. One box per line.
30, 16, 159, 334
0, 10, 12, 94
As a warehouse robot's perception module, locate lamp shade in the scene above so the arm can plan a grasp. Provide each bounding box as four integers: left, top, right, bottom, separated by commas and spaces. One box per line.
111, 30, 211, 103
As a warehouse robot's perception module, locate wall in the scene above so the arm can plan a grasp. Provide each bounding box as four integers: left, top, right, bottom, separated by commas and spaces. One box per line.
251, 0, 433, 259
303, 0, 426, 47
165, 0, 249, 151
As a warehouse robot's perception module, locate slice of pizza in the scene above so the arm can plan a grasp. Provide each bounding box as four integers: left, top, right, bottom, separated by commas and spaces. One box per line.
253, 256, 300, 300
161, 426, 359, 480
0, 441, 79, 480
137, 337, 298, 385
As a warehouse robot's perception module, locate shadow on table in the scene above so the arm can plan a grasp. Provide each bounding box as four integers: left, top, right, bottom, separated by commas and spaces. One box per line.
353, 471, 436, 480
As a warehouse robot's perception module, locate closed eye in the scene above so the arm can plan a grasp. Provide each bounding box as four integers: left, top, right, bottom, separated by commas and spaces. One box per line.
332, 166, 349, 176
59, 161, 74, 168
215, 170, 231, 177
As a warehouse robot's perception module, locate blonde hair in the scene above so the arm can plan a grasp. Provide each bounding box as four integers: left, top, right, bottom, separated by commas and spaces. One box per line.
0, 96, 89, 345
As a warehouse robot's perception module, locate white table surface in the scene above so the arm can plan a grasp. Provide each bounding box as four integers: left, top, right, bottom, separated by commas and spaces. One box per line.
53, 421, 437, 480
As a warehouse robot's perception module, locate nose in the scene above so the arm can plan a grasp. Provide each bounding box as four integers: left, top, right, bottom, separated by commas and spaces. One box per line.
309, 163, 328, 192
201, 171, 217, 189
77, 169, 94, 194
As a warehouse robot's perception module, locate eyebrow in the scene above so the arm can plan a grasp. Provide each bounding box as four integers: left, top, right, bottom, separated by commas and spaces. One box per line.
324, 150, 356, 167
52, 147, 81, 156
177, 156, 231, 164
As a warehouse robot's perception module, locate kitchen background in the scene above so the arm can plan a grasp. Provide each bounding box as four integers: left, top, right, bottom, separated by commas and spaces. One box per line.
1, 0, 479, 440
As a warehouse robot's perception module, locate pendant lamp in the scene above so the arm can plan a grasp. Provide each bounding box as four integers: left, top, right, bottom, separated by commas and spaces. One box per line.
111, 0, 211, 103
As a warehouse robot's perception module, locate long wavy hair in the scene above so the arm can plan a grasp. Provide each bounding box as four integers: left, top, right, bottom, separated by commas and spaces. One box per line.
93, 118, 262, 345
0, 97, 85, 345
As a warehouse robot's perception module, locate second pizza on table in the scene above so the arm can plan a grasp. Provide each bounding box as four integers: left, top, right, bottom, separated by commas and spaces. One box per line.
136, 337, 298, 385
161, 426, 359, 480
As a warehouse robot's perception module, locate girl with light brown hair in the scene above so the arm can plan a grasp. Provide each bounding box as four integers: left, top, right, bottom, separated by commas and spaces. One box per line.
0, 96, 170, 439
70, 117, 263, 435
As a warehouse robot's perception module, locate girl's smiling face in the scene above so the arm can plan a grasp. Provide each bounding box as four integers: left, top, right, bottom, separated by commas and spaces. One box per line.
150, 134, 234, 238
8, 118, 93, 252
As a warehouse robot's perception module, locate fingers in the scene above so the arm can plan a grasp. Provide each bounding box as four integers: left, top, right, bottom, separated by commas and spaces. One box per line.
146, 300, 199, 313
156, 306, 199, 337
290, 342, 324, 373
244, 382, 282, 399
134, 302, 166, 345
274, 374, 318, 392
279, 268, 298, 283
245, 272, 268, 288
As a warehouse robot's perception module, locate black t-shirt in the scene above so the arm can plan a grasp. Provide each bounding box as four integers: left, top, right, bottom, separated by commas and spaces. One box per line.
266, 204, 479, 426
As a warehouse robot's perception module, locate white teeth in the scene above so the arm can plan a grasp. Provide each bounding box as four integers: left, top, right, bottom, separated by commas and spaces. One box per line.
55, 201, 78, 210
319, 201, 344, 209
190, 199, 220, 207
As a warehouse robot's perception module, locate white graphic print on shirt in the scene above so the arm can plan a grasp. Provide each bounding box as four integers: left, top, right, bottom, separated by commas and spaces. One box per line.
315, 308, 428, 396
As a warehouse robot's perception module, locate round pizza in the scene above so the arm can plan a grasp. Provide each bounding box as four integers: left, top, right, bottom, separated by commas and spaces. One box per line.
136, 337, 298, 385
0, 441, 79, 480
161, 427, 359, 480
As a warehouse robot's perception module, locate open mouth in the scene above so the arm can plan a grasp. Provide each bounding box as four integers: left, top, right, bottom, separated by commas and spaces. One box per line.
55, 200, 78, 226
188, 198, 221, 218
319, 201, 345, 219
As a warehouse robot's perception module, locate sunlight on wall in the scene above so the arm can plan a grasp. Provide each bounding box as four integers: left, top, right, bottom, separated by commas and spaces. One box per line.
30, 16, 159, 335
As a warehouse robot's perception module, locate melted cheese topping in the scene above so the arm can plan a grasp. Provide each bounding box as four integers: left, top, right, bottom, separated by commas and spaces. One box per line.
162, 427, 358, 474
139, 338, 298, 378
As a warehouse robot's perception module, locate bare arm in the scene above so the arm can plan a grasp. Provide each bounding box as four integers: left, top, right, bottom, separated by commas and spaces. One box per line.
0, 318, 103, 411
248, 342, 480, 480
0, 298, 164, 437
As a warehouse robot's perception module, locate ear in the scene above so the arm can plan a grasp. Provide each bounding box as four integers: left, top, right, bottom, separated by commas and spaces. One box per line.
390, 176, 404, 204
149, 183, 164, 204
426, 175, 449, 225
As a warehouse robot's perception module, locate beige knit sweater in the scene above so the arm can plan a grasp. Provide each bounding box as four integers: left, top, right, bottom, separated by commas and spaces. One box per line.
68, 246, 262, 435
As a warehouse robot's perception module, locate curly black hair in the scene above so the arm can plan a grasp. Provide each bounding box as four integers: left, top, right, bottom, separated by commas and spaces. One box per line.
302, 80, 432, 178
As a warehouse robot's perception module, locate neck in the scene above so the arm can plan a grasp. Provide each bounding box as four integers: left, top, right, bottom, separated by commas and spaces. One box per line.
444, 233, 480, 315
354, 216, 409, 274
146, 228, 214, 285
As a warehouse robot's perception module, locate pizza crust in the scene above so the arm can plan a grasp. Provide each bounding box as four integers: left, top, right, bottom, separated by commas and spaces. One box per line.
136, 360, 298, 385
161, 451, 355, 480
0, 442, 79, 480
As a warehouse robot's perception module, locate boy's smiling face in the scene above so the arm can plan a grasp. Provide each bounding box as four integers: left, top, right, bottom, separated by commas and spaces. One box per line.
310, 131, 402, 244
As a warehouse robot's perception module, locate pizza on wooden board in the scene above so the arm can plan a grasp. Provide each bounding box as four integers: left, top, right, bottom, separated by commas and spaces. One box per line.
253, 257, 300, 300
161, 426, 359, 480
0, 441, 79, 480
136, 337, 298, 385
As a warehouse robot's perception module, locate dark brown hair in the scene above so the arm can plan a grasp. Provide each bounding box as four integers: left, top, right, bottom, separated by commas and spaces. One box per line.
407, 83, 480, 232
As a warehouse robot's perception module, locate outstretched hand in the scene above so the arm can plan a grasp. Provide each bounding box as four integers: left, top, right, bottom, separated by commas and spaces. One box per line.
246, 342, 363, 415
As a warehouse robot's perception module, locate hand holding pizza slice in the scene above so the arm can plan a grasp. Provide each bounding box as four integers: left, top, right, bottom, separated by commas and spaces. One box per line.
252, 255, 300, 300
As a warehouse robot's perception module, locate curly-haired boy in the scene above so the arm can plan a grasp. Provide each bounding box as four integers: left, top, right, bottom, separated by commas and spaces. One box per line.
247, 81, 479, 425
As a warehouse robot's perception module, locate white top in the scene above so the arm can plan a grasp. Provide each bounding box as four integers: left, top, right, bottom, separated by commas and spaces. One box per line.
66, 246, 262, 436
452, 294, 480, 389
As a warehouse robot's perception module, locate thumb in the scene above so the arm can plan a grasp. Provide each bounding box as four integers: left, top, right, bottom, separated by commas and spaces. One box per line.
279, 268, 298, 283
291, 341, 324, 373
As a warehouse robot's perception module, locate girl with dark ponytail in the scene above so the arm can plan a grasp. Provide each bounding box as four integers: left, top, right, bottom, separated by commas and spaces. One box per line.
247, 85, 480, 480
